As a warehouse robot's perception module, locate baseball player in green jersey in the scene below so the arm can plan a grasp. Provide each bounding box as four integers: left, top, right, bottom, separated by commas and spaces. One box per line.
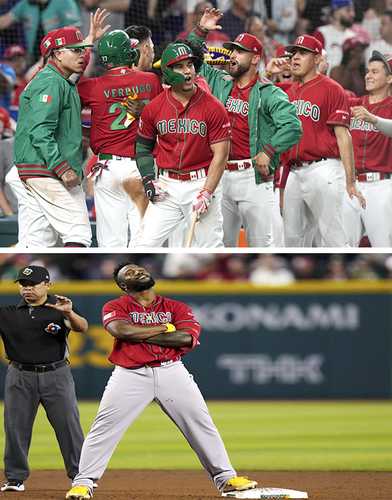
14, 10, 109, 247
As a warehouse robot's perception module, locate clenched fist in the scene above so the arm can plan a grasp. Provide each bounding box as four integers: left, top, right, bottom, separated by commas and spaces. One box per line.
60, 169, 81, 189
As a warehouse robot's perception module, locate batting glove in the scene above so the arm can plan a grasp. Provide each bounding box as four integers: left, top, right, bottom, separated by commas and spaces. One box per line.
192, 188, 213, 216
142, 175, 167, 202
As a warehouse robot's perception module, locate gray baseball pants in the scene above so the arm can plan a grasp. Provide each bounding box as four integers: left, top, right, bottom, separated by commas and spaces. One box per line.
72, 361, 236, 491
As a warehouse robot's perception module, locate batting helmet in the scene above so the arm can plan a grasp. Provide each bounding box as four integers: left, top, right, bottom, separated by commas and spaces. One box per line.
161, 42, 197, 86
98, 30, 139, 69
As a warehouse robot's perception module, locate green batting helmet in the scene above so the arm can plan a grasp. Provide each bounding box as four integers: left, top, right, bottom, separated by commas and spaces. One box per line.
161, 42, 197, 86
98, 30, 139, 69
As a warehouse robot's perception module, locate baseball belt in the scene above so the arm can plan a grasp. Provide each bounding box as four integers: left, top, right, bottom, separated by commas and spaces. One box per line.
158, 168, 207, 181
356, 172, 392, 182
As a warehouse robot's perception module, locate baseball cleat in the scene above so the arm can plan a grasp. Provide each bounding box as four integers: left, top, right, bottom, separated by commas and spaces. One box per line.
1, 481, 25, 492
65, 485, 93, 499
223, 476, 258, 492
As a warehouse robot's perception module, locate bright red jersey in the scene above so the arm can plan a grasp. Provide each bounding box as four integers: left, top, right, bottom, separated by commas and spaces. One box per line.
78, 67, 162, 158
225, 77, 257, 160
138, 85, 231, 172
349, 95, 392, 173
102, 294, 201, 368
284, 74, 350, 163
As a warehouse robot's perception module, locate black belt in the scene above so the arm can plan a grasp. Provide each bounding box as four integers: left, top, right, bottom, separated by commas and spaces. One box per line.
11, 359, 69, 372
290, 158, 328, 169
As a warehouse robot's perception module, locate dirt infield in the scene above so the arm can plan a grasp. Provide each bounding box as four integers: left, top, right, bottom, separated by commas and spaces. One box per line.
1, 470, 391, 500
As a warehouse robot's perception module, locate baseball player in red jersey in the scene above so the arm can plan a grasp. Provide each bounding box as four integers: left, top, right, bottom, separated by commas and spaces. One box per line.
66, 263, 258, 500
77, 30, 162, 247
342, 51, 392, 247
280, 34, 365, 247
134, 42, 231, 248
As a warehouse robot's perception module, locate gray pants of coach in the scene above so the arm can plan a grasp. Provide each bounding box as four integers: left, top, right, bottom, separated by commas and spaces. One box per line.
3, 363, 84, 482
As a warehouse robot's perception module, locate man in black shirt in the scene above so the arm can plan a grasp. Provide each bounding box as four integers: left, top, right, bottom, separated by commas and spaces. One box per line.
0, 265, 88, 492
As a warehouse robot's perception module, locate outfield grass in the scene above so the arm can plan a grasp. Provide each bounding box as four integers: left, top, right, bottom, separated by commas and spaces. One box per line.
0, 401, 391, 471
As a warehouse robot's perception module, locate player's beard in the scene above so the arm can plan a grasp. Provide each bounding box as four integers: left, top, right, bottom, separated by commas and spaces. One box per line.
228, 61, 251, 79
127, 276, 156, 292
340, 17, 354, 28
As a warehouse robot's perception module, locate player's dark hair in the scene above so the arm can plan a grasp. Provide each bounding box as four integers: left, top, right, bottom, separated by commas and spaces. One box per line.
369, 55, 392, 76
125, 25, 152, 44
113, 262, 133, 287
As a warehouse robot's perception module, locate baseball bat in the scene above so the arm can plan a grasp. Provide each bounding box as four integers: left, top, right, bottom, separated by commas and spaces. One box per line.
185, 212, 199, 248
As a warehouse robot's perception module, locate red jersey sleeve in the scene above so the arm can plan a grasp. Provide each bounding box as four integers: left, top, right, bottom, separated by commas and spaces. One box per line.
171, 300, 201, 353
102, 299, 130, 328
138, 101, 156, 140
326, 83, 350, 128
206, 96, 231, 145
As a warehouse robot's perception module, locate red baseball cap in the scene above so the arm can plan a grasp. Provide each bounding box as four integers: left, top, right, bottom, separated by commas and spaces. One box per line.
40, 26, 93, 57
275, 46, 292, 58
286, 35, 323, 55
223, 33, 263, 55
4, 45, 26, 59
369, 50, 392, 74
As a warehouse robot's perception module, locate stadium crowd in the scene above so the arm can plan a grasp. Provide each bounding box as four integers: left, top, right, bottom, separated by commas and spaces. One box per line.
0, 252, 391, 282
0, 0, 391, 247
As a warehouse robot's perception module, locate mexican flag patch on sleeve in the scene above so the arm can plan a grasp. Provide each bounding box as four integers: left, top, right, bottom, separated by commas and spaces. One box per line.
39, 94, 52, 103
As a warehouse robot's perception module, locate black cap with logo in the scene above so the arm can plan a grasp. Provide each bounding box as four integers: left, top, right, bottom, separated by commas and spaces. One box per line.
14, 266, 50, 285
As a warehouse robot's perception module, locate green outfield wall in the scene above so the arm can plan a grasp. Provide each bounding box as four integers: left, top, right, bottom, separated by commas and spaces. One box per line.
0, 280, 391, 399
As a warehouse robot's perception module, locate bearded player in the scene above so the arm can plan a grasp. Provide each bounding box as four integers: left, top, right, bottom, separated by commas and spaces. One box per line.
190, 8, 302, 247
134, 42, 231, 248
65, 263, 257, 499
343, 51, 392, 246
77, 30, 161, 247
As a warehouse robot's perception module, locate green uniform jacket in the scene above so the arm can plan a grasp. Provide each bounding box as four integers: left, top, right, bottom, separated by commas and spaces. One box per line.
188, 31, 302, 184
14, 62, 83, 181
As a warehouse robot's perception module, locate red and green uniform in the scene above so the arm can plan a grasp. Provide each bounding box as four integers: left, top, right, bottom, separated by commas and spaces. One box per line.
77, 67, 161, 157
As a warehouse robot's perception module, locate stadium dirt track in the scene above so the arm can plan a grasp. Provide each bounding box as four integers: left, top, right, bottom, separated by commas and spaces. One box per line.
1, 470, 391, 499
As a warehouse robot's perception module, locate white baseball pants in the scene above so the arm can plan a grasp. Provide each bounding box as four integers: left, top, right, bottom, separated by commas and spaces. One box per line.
221, 168, 275, 247
283, 159, 347, 247
94, 157, 141, 248
342, 178, 392, 247
25, 178, 91, 247
6, 166, 61, 247
133, 176, 224, 248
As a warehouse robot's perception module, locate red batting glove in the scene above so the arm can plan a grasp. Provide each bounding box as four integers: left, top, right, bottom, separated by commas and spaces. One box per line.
192, 188, 213, 216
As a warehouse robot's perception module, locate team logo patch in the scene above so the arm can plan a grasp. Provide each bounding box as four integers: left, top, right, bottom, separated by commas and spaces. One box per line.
39, 94, 52, 104
103, 311, 116, 321
22, 268, 33, 276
